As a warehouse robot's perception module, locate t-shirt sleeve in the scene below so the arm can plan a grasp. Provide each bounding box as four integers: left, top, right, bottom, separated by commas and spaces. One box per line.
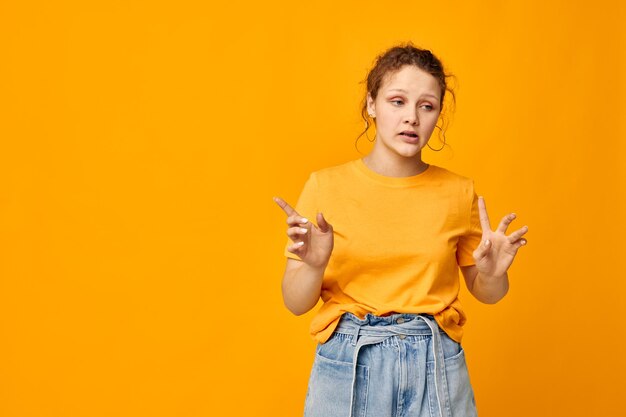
456, 180, 483, 267
283, 172, 319, 261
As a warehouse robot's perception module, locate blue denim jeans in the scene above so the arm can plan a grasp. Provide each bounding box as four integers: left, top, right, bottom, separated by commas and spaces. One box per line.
304, 312, 478, 417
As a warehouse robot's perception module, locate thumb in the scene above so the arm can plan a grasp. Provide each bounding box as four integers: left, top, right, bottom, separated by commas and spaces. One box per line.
316, 212, 333, 233
474, 239, 491, 261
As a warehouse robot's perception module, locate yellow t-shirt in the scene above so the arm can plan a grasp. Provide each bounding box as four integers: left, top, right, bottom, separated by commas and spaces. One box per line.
284, 157, 483, 344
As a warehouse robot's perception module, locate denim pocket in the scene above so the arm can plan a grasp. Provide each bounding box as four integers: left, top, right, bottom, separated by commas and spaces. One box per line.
304, 334, 370, 417
426, 333, 477, 417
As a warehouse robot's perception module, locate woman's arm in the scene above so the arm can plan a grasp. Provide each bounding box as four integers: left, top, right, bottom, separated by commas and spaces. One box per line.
460, 264, 509, 304
281, 258, 326, 315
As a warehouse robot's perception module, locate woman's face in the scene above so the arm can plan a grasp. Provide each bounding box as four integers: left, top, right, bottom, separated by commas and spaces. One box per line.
367, 65, 442, 160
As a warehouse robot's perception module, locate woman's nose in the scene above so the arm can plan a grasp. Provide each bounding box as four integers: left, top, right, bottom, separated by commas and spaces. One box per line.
405, 110, 419, 125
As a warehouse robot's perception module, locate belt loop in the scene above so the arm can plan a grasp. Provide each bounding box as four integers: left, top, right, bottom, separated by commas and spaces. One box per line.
351, 324, 360, 346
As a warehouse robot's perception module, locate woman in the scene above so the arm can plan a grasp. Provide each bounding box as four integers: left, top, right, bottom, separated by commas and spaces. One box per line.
273, 43, 528, 417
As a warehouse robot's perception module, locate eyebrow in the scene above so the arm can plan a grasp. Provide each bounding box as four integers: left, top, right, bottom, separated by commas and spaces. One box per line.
387, 89, 439, 100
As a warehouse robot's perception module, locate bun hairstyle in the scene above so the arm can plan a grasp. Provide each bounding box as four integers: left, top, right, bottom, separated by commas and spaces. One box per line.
355, 41, 457, 152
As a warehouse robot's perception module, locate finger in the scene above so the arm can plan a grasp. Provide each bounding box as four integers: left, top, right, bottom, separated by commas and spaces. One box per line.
477, 196, 492, 233
286, 241, 305, 253
273, 196, 298, 218
507, 225, 529, 243
316, 212, 332, 233
286, 226, 309, 240
511, 237, 528, 247
286, 214, 309, 226
473, 238, 491, 261
496, 213, 516, 234
504, 238, 527, 255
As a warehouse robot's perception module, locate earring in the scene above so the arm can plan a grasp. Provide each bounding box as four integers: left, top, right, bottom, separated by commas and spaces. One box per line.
427, 125, 446, 151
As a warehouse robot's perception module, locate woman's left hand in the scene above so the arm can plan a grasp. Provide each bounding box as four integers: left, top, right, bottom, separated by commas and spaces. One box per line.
473, 196, 528, 278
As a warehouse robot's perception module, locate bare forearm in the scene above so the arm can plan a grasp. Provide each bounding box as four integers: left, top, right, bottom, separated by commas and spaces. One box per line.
471, 272, 509, 304
282, 262, 326, 315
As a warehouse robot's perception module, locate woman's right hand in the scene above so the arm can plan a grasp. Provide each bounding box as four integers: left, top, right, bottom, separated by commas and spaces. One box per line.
273, 196, 334, 268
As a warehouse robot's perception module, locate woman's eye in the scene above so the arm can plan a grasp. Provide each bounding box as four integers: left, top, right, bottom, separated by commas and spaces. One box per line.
391, 100, 403, 105
421, 104, 433, 111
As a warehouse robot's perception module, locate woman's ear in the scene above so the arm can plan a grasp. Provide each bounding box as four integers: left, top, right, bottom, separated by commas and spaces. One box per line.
366, 93, 375, 117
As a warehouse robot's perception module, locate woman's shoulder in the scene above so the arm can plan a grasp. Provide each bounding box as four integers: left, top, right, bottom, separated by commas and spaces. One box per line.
308, 159, 356, 179
429, 164, 475, 184
428, 165, 477, 196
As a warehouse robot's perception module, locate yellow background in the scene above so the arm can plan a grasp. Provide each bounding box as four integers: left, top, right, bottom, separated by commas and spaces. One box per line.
1, 1, 625, 416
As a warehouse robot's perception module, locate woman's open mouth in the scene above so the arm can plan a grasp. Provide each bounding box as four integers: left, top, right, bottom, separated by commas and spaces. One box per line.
400, 132, 420, 143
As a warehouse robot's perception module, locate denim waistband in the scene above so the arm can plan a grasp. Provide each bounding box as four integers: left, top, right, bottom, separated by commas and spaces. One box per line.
335, 312, 448, 336
333, 312, 451, 417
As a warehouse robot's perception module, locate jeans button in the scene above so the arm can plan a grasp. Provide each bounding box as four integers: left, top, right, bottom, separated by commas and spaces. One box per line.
399, 334, 406, 339
396, 317, 405, 324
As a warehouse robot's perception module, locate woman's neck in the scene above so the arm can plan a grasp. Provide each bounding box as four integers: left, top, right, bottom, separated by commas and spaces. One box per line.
362, 152, 429, 178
